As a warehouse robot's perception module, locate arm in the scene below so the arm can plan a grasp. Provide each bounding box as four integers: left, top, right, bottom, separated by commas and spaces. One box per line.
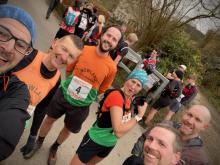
114, 44, 128, 65
166, 69, 175, 80
166, 72, 174, 80
89, 26, 99, 38
62, 7, 68, 18
0, 77, 30, 157
98, 68, 117, 94
114, 55, 123, 65
74, 13, 80, 25
176, 82, 182, 97
110, 102, 147, 138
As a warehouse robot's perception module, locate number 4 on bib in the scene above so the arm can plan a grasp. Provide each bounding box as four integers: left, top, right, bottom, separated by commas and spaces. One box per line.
67, 76, 92, 100
75, 86, 82, 94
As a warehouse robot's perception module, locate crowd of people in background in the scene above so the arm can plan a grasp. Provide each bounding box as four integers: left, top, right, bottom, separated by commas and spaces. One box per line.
0, 1, 211, 165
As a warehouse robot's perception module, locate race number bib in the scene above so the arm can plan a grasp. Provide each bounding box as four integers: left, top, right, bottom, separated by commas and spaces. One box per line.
67, 76, 92, 100
122, 112, 132, 123
27, 104, 36, 116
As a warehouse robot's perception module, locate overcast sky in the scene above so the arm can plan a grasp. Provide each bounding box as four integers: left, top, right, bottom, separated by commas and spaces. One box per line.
190, 0, 220, 34
153, 0, 220, 34
193, 18, 220, 34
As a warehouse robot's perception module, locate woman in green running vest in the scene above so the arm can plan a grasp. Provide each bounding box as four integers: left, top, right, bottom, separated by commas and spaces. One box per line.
70, 69, 148, 165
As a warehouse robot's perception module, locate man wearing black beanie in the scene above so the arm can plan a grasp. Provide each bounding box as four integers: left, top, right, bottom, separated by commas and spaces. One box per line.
175, 69, 184, 80
145, 70, 183, 125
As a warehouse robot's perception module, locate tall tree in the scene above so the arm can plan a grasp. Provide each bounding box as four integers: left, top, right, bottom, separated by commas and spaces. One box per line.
111, 0, 220, 49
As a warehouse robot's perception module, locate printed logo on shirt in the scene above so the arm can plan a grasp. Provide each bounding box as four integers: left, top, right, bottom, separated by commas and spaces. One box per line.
75, 67, 98, 84
78, 13, 88, 30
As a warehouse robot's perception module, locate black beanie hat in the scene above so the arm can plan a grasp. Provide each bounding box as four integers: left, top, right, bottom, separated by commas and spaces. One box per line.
175, 70, 184, 80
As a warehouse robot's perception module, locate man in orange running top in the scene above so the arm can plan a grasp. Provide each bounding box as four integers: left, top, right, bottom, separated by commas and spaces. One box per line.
17, 35, 84, 159
31, 25, 122, 164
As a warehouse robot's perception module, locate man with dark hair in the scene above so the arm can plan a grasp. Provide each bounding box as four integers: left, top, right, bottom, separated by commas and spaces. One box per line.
164, 74, 198, 121
110, 33, 138, 65
0, 4, 36, 160
123, 123, 182, 165
143, 123, 182, 165
31, 25, 122, 164
145, 70, 183, 125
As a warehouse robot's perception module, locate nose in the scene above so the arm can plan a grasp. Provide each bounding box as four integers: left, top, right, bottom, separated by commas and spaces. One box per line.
132, 82, 140, 89
184, 114, 194, 125
106, 35, 114, 44
61, 52, 68, 63
187, 117, 195, 124
148, 140, 158, 150
130, 83, 137, 90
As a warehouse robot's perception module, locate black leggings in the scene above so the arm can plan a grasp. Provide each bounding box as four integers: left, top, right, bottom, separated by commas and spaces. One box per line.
30, 107, 47, 136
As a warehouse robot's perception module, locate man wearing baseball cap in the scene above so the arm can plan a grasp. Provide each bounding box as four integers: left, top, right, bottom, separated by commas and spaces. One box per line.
166, 64, 186, 80
0, 4, 36, 160
179, 64, 187, 72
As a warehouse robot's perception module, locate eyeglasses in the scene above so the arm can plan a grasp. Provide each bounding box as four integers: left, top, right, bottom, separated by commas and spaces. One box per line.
0, 25, 33, 55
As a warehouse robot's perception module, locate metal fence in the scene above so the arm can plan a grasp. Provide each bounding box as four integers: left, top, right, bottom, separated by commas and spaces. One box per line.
118, 48, 169, 103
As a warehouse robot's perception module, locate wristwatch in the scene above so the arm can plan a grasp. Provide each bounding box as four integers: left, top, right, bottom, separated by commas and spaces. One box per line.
135, 115, 142, 122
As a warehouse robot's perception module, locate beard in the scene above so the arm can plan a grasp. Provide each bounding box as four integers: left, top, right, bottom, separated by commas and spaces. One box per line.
98, 39, 114, 53
0, 51, 13, 74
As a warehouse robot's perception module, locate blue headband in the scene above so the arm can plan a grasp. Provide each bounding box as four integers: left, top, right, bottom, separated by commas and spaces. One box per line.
0, 4, 36, 45
127, 69, 148, 87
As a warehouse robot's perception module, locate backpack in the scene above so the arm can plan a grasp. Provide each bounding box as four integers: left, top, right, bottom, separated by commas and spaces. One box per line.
96, 89, 125, 128
64, 7, 78, 26
161, 80, 181, 99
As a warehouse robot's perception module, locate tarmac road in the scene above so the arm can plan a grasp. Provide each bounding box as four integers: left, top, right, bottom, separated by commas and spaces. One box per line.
4, 0, 145, 164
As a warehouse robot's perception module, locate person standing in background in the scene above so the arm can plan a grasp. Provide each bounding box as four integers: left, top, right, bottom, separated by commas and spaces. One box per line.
74, 3, 94, 38
46, 0, 61, 19
54, 0, 81, 39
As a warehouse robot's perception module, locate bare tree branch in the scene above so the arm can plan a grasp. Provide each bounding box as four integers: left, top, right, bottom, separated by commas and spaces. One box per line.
112, 0, 220, 49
